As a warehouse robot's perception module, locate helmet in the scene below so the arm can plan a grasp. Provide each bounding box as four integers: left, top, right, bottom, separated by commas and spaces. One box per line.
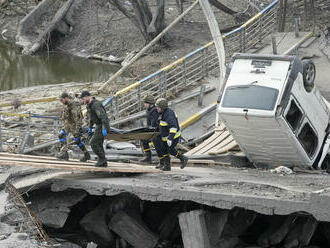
143, 94, 155, 104
155, 98, 168, 109
80, 90, 90, 98
59, 92, 70, 99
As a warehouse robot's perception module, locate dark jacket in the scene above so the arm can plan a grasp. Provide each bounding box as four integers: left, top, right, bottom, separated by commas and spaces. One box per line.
87, 98, 110, 132
159, 108, 181, 141
146, 105, 159, 128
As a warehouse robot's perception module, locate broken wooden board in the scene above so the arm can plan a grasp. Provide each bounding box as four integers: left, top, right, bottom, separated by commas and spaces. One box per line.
185, 124, 239, 156
0, 153, 159, 174
106, 132, 159, 142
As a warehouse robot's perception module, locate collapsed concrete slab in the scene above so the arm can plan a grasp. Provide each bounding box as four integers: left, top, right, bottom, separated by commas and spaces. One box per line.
50, 166, 330, 222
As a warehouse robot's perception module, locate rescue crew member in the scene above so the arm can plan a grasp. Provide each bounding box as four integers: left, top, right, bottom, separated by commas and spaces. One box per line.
80, 91, 110, 167
139, 94, 159, 163
153, 98, 188, 171
57, 92, 91, 162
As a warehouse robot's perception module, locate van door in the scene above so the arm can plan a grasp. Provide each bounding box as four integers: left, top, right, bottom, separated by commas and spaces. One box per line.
297, 119, 319, 159
284, 96, 304, 133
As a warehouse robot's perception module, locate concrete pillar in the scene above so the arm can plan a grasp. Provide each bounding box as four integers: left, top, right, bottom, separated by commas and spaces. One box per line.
178, 210, 211, 248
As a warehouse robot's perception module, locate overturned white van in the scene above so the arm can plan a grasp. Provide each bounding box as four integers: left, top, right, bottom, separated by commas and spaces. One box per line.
218, 53, 330, 169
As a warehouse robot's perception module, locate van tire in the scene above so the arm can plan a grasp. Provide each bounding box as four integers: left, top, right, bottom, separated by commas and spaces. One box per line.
302, 59, 316, 92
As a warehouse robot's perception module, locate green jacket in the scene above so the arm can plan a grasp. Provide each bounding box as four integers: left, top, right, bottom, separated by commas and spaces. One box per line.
61, 100, 83, 132
87, 98, 110, 132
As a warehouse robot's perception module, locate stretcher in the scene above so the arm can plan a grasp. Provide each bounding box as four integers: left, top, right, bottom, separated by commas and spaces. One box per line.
106, 127, 159, 142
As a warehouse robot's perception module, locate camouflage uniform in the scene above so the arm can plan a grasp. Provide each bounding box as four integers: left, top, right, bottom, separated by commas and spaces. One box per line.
58, 100, 90, 161
87, 98, 110, 164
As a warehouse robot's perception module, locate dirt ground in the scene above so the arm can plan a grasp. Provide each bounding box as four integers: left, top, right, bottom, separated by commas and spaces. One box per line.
55, 0, 247, 78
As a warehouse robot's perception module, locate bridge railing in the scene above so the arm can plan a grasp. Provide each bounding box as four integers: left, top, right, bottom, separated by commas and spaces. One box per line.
103, 0, 279, 123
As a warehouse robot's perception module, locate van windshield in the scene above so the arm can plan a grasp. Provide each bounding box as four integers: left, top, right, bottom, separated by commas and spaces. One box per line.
222, 85, 279, 111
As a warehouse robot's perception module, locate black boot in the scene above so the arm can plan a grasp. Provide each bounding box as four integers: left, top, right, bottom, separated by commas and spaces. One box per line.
80, 151, 91, 162
139, 151, 152, 164
155, 158, 165, 169
95, 157, 107, 167
160, 156, 171, 171
56, 151, 69, 161
177, 152, 188, 169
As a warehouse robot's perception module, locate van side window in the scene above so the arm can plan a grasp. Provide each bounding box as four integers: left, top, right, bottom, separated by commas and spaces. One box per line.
285, 100, 303, 131
298, 122, 318, 157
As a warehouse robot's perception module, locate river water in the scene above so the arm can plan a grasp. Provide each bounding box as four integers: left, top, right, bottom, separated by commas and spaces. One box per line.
0, 41, 120, 92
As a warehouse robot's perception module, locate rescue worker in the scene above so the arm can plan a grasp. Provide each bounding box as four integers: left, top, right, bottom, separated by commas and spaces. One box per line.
153, 98, 188, 171
139, 94, 159, 163
57, 92, 91, 162
80, 91, 110, 167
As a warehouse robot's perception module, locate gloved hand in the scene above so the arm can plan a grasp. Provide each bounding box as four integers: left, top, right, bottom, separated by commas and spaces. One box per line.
102, 128, 108, 136
60, 130, 67, 136
87, 128, 93, 134
167, 139, 172, 147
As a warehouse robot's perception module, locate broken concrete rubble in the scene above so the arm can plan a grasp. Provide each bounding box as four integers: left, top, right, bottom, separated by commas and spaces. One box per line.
29, 188, 87, 228
0, 232, 37, 248
79, 199, 116, 247
109, 210, 159, 248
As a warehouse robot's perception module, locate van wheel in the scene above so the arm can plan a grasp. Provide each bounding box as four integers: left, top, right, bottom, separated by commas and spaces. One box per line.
302, 59, 316, 92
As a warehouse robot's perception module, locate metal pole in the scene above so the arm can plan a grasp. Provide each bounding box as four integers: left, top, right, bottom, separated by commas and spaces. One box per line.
272, 35, 278, 54
241, 28, 246, 52
198, 0, 226, 128
295, 17, 300, 38
198, 85, 206, 107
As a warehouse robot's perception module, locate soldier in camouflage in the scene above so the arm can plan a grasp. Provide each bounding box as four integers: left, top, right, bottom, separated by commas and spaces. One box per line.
57, 92, 91, 162
80, 91, 110, 167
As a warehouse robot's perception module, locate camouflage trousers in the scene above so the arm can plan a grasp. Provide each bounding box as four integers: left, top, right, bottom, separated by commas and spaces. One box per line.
90, 125, 106, 159
58, 127, 87, 153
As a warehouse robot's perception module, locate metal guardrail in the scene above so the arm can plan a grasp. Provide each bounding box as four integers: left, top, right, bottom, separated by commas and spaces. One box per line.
103, 0, 279, 122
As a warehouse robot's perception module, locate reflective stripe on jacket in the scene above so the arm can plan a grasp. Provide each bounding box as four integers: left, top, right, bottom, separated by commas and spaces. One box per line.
159, 108, 181, 141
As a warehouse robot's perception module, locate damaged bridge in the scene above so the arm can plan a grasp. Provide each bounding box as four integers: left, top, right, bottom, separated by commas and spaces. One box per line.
2, 152, 330, 247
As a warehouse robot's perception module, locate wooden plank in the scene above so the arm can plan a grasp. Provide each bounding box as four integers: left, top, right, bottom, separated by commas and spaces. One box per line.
185, 131, 222, 156
208, 140, 238, 155
0, 152, 70, 161
207, 135, 234, 154
0, 156, 144, 168
0, 160, 159, 173
196, 130, 230, 155
185, 124, 227, 156
0, 153, 148, 168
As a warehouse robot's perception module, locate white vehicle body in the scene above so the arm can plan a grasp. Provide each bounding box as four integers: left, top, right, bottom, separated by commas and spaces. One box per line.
218, 53, 330, 168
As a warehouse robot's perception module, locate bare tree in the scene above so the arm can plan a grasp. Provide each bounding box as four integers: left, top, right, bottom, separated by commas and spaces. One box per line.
109, 0, 165, 43
109, 0, 248, 43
